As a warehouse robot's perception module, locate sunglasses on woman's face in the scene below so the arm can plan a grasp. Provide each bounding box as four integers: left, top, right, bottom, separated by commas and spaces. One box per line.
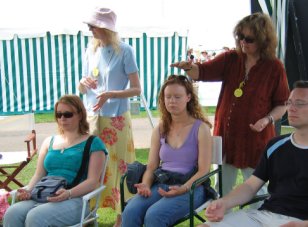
56, 112, 75, 119
238, 33, 255, 44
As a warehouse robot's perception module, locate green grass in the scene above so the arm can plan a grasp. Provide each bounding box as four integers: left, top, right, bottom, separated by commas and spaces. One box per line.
34, 106, 217, 123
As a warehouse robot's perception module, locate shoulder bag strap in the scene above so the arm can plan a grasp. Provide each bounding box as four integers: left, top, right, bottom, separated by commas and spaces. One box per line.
69, 135, 95, 188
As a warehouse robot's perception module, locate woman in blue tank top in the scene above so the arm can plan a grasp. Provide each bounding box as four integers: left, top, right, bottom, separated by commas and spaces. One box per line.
4, 95, 107, 227
122, 75, 213, 227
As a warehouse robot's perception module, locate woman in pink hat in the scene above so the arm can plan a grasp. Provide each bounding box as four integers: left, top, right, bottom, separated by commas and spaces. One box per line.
79, 7, 141, 227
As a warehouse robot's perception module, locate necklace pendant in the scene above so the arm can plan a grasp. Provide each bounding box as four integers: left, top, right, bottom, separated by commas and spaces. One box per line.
92, 67, 99, 77
60, 148, 65, 154
234, 88, 243, 97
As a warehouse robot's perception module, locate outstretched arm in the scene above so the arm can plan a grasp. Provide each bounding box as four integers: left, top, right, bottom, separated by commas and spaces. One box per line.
206, 175, 265, 222
170, 60, 199, 80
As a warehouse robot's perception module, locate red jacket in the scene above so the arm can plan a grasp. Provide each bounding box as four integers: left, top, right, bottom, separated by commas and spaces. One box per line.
197, 50, 290, 168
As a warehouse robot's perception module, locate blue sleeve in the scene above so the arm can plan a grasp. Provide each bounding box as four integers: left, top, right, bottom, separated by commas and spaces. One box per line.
122, 43, 139, 75
90, 136, 108, 155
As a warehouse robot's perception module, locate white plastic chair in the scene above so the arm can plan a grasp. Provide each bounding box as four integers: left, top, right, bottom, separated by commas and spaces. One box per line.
10, 155, 109, 227
68, 154, 109, 227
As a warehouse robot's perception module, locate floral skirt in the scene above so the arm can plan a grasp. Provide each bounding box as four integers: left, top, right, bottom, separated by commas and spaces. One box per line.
88, 111, 136, 213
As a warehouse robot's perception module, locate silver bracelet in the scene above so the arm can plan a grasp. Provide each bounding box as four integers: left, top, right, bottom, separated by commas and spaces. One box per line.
67, 190, 72, 199
267, 114, 274, 124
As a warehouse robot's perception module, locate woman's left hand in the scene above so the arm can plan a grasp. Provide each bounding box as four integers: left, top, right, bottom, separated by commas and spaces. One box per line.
93, 92, 113, 111
47, 188, 70, 202
249, 117, 271, 132
158, 185, 187, 197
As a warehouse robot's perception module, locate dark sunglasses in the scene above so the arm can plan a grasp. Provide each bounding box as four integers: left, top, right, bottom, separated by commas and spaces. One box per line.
56, 112, 75, 119
238, 33, 255, 44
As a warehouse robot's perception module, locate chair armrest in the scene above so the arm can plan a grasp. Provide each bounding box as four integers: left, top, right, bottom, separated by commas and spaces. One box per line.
120, 172, 128, 212
191, 168, 220, 190
9, 189, 18, 205
24, 131, 36, 143
239, 194, 270, 209
82, 185, 106, 201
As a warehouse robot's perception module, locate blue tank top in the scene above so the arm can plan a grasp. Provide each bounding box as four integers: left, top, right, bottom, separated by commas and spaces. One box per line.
44, 136, 107, 184
160, 120, 201, 174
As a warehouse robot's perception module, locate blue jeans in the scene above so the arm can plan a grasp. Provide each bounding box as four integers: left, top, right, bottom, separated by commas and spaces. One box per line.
122, 183, 206, 227
3, 198, 88, 227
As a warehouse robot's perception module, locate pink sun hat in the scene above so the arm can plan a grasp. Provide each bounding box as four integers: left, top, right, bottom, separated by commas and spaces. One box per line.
84, 7, 117, 32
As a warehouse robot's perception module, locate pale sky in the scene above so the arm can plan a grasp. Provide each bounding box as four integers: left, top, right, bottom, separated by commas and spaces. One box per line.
0, 0, 250, 50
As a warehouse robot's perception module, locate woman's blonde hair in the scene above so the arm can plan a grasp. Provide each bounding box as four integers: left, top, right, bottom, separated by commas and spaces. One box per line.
92, 28, 120, 54
158, 75, 212, 136
54, 95, 89, 135
233, 12, 277, 60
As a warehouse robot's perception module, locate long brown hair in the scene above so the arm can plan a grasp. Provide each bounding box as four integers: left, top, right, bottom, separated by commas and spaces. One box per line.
158, 75, 212, 136
54, 95, 89, 135
233, 12, 277, 60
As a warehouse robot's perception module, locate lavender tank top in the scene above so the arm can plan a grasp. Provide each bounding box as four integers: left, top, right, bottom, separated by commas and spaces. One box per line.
159, 119, 202, 174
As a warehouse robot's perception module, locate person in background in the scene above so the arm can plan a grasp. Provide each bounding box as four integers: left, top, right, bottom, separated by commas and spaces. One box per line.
79, 7, 141, 227
198, 80, 308, 227
122, 75, 213, 227
171, 12, 290, 202
187, 48, 196, 62
3, 95, 107, 227
200, 50, 210, 63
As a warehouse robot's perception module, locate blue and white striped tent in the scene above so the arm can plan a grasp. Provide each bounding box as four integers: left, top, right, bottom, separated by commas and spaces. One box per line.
0, 27, 188, 115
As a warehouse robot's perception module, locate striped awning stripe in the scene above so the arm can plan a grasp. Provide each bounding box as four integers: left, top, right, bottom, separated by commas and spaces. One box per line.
258, 0, 288, 63
0, 31, 187, 115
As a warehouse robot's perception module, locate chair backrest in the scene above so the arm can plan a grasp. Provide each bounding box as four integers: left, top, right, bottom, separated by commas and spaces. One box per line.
211, 136, 222, 165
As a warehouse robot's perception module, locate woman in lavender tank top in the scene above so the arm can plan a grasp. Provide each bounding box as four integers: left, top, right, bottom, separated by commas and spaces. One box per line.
122, 75, 213, 227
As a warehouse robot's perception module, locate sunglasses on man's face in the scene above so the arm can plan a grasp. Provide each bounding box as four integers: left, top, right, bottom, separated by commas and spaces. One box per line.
56, 112, 75, 119
238, 33, 255, 44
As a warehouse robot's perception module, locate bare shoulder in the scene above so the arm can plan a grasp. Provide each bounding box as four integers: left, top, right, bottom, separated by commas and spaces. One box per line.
199, 121, 212, 134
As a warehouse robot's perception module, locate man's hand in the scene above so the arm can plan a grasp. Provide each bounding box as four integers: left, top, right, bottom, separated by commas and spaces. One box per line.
205, 199, 226, 222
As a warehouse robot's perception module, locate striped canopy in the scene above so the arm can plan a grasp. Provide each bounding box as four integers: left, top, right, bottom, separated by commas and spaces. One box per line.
257, 0, 288, 63
0, 28, 187, 115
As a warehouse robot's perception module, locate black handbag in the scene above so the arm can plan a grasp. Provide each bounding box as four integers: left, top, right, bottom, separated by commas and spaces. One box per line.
126, 161, 147, 194
30, 136, 95, 202
30, 176, 67, 203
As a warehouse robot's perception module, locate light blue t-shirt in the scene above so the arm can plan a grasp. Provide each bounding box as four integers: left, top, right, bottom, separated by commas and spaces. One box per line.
82, 41, 139, 117
44, 136, 107, 185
